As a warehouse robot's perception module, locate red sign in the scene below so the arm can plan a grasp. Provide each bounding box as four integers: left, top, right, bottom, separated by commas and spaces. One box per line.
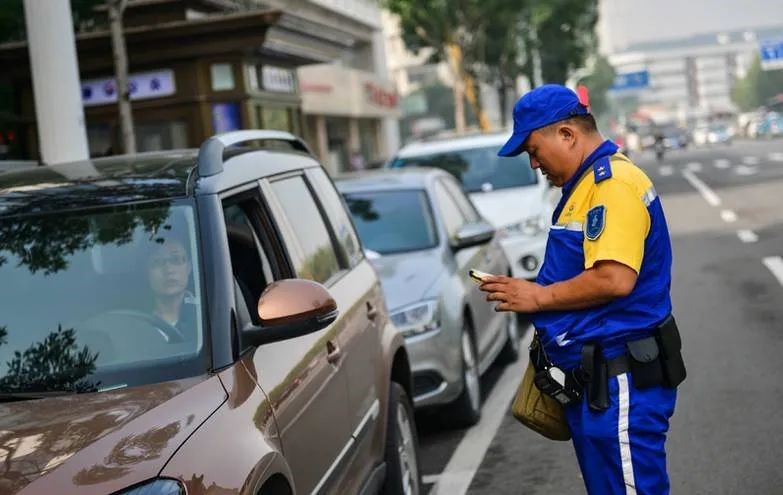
364, 82, 398, 109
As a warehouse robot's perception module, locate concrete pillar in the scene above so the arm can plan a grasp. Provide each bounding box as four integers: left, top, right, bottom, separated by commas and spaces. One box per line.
23, 0, 89, 164
315, 115, 331, 174
348, 117, 360, 156
371, 29, 400, 159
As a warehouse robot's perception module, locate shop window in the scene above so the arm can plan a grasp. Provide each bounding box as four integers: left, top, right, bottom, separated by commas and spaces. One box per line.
261, 107, 291, 132
210, 63, 235, 91
135, 121, 188, 152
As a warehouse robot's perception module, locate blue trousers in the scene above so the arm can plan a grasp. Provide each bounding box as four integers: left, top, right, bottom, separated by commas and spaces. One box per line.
565, 373, 677, 495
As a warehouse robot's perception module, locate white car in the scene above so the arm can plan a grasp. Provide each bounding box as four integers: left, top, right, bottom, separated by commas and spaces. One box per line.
389, 132, 553, 280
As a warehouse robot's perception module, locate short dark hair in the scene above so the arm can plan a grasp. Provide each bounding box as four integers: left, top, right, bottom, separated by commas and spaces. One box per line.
542, 114, 598, 134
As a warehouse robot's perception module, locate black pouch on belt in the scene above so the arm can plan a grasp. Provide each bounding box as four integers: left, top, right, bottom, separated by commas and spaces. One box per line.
656, 315, 687, 387
626, 335, 664, 389
581, 344, 609, 411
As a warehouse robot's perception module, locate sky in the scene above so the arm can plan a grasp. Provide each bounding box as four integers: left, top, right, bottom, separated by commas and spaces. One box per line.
598, 0, 783, 53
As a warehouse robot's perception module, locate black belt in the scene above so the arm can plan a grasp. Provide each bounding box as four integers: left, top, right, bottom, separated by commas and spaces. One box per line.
607, 354, 630, 377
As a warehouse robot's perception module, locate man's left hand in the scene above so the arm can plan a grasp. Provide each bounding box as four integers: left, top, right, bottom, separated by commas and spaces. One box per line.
479, 275, 543, 313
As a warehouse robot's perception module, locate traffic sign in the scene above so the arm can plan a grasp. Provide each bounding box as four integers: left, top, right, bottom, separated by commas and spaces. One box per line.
759, 39, 783, 71
609, 70, 650, 92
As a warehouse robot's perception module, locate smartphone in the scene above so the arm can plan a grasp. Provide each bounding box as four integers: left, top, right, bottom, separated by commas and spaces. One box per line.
468, 269, 493, 285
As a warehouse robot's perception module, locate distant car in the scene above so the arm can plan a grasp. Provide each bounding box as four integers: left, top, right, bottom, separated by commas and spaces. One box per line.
757, 112, 783, 138
0, 130, 421, 495
662, 125, 689, 149
692, 123, 732, 145
336, 168, 521, 427
388, 132, 551, 281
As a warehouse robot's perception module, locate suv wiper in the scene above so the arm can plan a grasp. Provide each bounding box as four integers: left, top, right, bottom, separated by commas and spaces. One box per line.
0, 391, 75, 403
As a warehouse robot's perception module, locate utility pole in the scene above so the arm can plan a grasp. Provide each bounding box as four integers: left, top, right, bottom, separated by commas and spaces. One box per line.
23, 0, 89, 164
107, 0, 136, 154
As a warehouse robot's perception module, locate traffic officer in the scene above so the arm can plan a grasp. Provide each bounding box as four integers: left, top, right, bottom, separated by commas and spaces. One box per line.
480, 84, 682, 495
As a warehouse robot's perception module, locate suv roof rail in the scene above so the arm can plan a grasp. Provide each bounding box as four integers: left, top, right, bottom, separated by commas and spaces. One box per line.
197, 130, 313, 177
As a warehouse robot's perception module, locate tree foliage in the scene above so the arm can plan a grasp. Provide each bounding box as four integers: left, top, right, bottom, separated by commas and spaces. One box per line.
0, 0, 105, 44
732, 54, 783, 111
581, 54, 616, 116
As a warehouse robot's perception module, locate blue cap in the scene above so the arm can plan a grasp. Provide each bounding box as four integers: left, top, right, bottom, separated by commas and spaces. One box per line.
497, 84, 590, 157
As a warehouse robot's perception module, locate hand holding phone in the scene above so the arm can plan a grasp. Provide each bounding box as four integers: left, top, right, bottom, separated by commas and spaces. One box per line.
469, 269, 494, 285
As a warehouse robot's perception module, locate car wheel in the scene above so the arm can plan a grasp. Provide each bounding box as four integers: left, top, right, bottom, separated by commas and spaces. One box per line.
498, 311, 521, 363
382, 383, 421, 495
451, 325, 481, 427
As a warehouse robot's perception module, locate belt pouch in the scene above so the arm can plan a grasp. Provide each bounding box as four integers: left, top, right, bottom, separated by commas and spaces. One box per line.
626, 335, 664, 389
582, 344, 608, 412
655, 315, 687, 387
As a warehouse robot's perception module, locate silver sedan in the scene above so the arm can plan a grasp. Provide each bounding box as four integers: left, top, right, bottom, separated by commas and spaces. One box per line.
336, 167, 521, 427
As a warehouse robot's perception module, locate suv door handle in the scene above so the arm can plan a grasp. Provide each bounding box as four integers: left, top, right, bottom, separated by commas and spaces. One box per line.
366, 301, 378, 320
326, 340, 342, 364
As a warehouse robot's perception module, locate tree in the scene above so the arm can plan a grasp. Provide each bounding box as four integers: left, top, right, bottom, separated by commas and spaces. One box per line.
106, 0, 136, 154
732, 54, 783, 111
581, 54, 615, 116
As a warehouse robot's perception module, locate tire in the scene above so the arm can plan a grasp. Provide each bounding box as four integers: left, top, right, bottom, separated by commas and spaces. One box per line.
498, 311, 521, 364
382, 383, 422, 495
450, 325, 482, 427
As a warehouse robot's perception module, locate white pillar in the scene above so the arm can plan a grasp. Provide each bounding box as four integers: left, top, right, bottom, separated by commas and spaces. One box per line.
23, 0, 89, 164
371, 29, 400, 159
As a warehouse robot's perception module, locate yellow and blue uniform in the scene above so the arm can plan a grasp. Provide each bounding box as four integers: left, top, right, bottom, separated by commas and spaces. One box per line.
534, 139, 676, 495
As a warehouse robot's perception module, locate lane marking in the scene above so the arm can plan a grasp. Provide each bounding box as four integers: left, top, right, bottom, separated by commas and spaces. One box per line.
734, 165, 758, 176
714, 159, 731, 169
686, 162, 702, 172
720, 209, 737, 223
659, 165, 673, 176
682, 170, 722, 207
737, 230, 758, 243
431, 327, 533, 495
742, 156, 760, 165
770, 152, 783, 162
762, 256, 783, 287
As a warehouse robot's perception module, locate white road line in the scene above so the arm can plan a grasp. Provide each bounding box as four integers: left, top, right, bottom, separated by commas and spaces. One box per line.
659, 165, 673, 176
714, 159, 731, 169
686, 162, 702, 172
762, 257, 783, 287
682, 170, 722, 207
737, 230, 758, 243
770, 152, 783, 162
431, 327, 533, 495
720, 209, 737, 223
742, 156, 760, 165
734, 165, 758, 176
423, 475, 440, 485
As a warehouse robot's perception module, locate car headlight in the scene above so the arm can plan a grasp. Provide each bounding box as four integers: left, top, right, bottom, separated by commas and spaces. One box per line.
390, 299, 440, 338
499, 214, 547, 238
116, 479, 184, 495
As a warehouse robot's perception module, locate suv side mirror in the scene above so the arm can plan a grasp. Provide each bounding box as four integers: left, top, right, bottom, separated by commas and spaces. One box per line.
451, 221, 495, 250
243, 279, 338, 347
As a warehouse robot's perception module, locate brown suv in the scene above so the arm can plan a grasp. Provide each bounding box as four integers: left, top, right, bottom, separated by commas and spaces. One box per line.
0, 131, 420, 495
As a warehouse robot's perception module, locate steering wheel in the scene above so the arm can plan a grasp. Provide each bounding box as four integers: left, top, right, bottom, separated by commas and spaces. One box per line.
95, 310, 187, 343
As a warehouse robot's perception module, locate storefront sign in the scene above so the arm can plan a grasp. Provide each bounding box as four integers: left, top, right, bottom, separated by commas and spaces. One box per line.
262, 66, 297, 93
81, 69, 176, 107
298, 65, 399, 118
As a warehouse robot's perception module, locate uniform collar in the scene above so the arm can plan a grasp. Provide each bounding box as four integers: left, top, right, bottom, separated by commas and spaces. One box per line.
552, 139, 619, 223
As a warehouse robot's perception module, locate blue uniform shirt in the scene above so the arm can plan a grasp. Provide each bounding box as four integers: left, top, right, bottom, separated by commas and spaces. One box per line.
532, 140, 673, 369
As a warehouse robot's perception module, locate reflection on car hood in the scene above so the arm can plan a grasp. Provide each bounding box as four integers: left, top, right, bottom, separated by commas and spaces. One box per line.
0, 376, 225, 495
469, 186, 544, 228
370, 249, 445, 311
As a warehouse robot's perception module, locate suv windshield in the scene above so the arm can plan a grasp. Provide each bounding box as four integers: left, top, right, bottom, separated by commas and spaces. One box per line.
390, 145, 536, 193
0, 201, 206, 395
342, 190, 439, 255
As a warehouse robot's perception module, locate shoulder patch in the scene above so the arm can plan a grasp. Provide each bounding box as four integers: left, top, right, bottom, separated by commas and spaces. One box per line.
585, 205, 606, 241
593, 157, 612, 183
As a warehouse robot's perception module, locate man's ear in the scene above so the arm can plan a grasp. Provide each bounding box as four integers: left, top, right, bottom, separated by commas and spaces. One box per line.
557, 124, 576, 147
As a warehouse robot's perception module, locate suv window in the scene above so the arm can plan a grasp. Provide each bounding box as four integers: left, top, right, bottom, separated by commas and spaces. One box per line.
432, 181, 467, 239
269, 175, 341, 285
223, 199, 276, 326
440, 178, 481, 223
0, 201, 207, 394
391, 145, 537, 192
308, 168, 363, 268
